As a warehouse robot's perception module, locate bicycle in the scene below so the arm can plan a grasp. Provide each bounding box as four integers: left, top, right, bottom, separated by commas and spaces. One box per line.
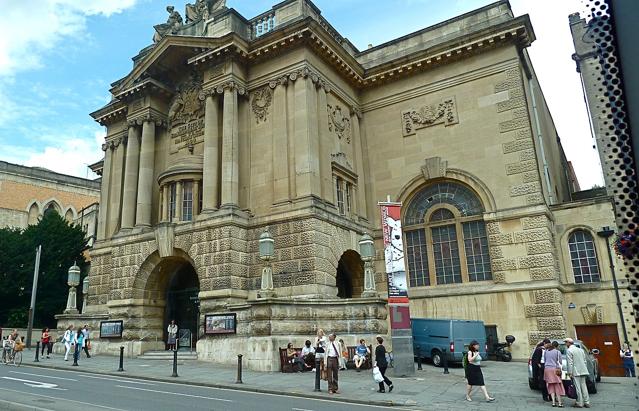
1, 340, 22, 367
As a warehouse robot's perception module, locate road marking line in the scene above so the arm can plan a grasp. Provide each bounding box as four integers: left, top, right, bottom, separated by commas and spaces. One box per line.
0, 387, 128, 411
115, 385, 233, 402
292, 408, 315, 411
2, 376, 65, 390
9, 371, 78, 381
83, 374, 156, 385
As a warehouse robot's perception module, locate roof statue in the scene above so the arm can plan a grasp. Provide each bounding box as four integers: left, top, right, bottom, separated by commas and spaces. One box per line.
186, 0, 226, 23
153, 5, 184, 43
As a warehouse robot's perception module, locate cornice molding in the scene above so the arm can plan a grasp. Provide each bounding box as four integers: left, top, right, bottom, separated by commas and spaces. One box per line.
92, 104, 127, 126
115, 78, 174, 102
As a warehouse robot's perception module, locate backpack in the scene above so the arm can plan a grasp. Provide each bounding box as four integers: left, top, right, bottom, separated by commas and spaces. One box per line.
462, 351, 469, 370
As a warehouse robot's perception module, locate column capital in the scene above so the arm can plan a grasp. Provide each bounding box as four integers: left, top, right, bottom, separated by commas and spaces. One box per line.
274, 65, 331, 92
350, 107, 363, 119
128, 112, 167, 128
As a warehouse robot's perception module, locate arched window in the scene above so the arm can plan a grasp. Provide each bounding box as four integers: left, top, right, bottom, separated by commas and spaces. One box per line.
404, 182, 491, 286
568, 230, 600, 283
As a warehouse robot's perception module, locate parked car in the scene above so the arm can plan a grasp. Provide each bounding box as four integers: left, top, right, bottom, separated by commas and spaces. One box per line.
527, 340, 600, 394
411, 318, 487, 367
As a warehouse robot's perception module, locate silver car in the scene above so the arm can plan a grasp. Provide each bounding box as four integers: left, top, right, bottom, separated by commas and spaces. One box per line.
527, 340, 600, 394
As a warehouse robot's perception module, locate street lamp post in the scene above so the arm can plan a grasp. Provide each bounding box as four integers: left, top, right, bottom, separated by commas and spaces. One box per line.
258, 227, 275, 298
64, 263, 81, 314
82, 276, 89, 314
597, 226, 629, 344
359, 233, 378, 297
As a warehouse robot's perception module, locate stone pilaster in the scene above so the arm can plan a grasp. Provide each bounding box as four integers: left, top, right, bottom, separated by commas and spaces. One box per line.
175, 181, 183, 222
202, 93, 220, 212
193, 180, 200, 216
272, 81, 289, 204
351, 108, 366, 219
108, 137, 125, 235
294, 76, 321, 199
161, 184, 169, 222
221, 86, 239, 208
317, 84, 332, 201
97, 142, 113, 240
121, 123, 141, 229
136, 120, 156, 227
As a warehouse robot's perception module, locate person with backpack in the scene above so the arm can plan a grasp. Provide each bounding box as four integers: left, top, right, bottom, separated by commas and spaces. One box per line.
62, 325, 75, 361
465, 340, 495, 402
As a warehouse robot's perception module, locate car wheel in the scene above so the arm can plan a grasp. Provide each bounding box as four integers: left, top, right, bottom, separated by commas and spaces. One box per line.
432, 351, 442, 367
528, 378, 537, 390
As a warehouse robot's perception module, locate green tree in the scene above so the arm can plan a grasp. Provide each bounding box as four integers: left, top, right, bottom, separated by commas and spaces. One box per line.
0, 211, 88, 329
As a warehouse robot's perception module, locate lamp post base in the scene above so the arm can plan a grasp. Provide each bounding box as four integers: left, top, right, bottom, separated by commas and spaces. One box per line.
361, 290, 379, 298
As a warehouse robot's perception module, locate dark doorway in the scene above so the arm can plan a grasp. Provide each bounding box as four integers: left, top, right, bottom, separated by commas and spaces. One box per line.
336, 250, 364, 298
164, 262, 200, 350
485, 325, 498, 359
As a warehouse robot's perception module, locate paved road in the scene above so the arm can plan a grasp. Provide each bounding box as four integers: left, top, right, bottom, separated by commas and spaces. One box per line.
0, 365, 397, 411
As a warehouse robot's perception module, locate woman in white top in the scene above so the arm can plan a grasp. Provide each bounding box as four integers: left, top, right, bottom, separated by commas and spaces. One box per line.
315, 329, 327, 378
167, 320, 178, 351
62, 325, 75, 361
465, 340, 494, 402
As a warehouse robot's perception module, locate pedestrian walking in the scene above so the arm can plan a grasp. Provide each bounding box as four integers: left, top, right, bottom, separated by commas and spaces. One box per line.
543, 340, 565, 407
620, 343, 635, 378
565, 338, 591, 408
315, 329, 327, 378
167, 320, 178, 351
465, 340, 495, 402
73, 328, 84, 364
374, 336, 393, 393
81, 325, 91, 358
41, 328, 52, 358
324, 333, 342, 394
62, 325, 75, 361
532, 338, 552, 402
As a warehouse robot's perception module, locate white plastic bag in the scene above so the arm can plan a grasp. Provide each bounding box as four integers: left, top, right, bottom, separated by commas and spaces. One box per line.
372, 366, 384, 383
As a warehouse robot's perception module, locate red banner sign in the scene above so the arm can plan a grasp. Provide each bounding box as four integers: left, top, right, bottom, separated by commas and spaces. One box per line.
380, 203, 409, 305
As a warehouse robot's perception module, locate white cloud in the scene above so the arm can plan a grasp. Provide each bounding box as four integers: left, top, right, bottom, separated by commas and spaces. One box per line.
0, 0, 138, 77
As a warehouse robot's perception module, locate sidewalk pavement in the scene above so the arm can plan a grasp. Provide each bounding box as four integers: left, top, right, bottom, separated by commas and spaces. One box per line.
20, 350, 639, 410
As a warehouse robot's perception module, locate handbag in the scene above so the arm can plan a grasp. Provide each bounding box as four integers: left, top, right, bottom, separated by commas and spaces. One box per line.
555, 368, 562, 376
372, 366, 384, 383
87, 341, 92, 350
564, 380, 577, 399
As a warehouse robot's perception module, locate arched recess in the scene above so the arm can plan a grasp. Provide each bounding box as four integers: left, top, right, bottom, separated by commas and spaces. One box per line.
42, 198, 63, 216
558, 225, 607, 285
336, 250, 365, 298
27, 202, 40, 225
396, 168, 497, 214
64, 208, 75, 223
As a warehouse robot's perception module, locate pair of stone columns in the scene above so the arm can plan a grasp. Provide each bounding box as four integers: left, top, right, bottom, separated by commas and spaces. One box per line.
201, 85, 240, 212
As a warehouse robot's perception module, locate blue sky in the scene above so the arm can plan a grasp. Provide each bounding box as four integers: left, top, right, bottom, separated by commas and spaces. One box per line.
0, 0, 603, 187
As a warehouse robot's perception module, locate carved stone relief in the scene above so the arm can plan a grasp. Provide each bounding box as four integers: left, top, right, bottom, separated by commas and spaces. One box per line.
251, 86, 273, 124
581, 304, 603, 324
327, 104, 351, 143
168, 73, 205, 154
401, 96, 458, 137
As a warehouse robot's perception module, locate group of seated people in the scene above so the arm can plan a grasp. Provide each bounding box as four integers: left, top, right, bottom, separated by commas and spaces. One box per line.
285, 338, 371, 372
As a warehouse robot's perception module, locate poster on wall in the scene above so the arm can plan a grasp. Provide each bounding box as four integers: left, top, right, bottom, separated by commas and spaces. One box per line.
204, 313, 237, 335
380, 202, 409, 304
99, 320, 123, 338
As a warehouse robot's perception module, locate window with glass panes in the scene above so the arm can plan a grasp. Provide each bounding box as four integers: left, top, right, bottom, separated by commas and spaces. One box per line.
568, 230, 600, 283
182, 181, 193, 221
403, 182, 492, 286
169, 184, 177, 221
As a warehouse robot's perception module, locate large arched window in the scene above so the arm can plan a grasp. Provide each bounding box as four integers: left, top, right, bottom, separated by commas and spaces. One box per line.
404, 182, 491, 286
568, 230, 601, 283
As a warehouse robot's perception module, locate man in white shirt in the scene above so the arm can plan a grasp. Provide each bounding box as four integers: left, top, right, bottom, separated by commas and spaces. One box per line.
565, 338, 591, 408
301, 340, 315, 370
324, 333, 342, 394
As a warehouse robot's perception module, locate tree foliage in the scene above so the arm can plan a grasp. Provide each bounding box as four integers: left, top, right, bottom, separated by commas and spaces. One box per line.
0, 211, 88, 329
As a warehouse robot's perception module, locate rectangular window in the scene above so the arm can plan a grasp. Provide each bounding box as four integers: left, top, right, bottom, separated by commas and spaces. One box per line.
462, 221, 492, 281
431, 225, 462, 284
336, 178, 345, 215
345, 182, 352, 213
198, 183, 203, 216
169, 183, 177, 221
406, 229, 429, 287
182, 181, 193, 222
569, 232, 600, 283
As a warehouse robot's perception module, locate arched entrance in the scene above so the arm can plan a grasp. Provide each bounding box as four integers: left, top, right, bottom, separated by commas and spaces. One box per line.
164, 261, 199, 349
336, 250, 365, 298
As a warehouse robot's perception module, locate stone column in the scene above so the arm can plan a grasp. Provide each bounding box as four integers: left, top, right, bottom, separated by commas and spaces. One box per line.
202, 93, 219, 212
175, 181, 183, 222
221, 86, 239, 208
317, 85, 333, 202
272, 81, 289, 204
108, 138, 125, 234
161, 184, 169, 222
193, 180, 201, 216
96, 142, 113, 240
294, 76, 321, 198
351, 109, 367, 219
136, 120, 156, 227
121, 123, 141, 229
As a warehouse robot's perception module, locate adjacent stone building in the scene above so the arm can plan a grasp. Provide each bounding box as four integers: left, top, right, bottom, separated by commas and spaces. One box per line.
0, 160, 100, 237
61, 0, 632, 373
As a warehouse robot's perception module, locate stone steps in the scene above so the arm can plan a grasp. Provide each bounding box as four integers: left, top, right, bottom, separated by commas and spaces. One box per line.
137, 350, 198, 360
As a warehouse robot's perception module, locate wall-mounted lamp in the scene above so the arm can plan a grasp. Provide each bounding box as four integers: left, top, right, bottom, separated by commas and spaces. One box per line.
568, 302, 576, 310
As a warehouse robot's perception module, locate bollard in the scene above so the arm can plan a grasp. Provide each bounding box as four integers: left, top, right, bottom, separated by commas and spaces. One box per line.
34, 341, 40, 363
236, 354, 243, 384
442, 348, 449, 374
416, 346, 422, 371
171, 349, 178, 377
313, 358, 321, 392
117, 346, 124, 372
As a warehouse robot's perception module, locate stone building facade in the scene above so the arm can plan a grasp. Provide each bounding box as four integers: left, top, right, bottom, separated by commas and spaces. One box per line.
0, 160, 100, 236
61, 0, 632, 371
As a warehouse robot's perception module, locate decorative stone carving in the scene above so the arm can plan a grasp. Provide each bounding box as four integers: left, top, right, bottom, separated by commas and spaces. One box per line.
421, 156, 448, 180
530, 267, 557, 280
502, 139, 534, 154
517, 254, 555, 269
537, 316, 566, 331
169, 73, 203, 128
524, 303, 562, 318
581, 304, 603, 324
522, 216, 548, 230
251, 86, 273, 123
513, 228, 552, 243
534, 289, 562, 304
528, 330, 566, 346
492, 271, 506, 283
498, 108, 529, 133
401, 97, 458, 137
486, 222, 501, 235
488, 233, 513, 246
491, 258, 517, 271
510, 182, 541, 197
526, 241, 554, 255
185, 0, 225, 23
327, 104, 351, 143
154, 222, 175, 258
505, 160, 537, 175
153, 6, 183, 43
